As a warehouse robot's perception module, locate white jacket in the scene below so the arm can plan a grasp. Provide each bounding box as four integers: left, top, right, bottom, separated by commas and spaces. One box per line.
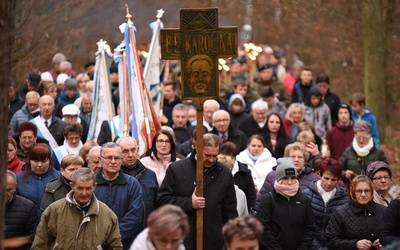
236, 149, 277, 193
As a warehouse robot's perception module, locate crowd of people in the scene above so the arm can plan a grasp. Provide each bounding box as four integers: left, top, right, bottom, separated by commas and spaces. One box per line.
4, 47, 400, 250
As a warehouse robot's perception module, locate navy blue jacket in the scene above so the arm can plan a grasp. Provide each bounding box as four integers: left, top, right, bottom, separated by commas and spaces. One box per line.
95, 169, 143, 249
122, 160, 158, 225
5, 193, 38, 250
303, 180, 349, 249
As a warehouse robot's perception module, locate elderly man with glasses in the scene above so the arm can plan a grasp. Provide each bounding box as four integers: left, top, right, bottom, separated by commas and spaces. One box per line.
94, 142, 144, 250
211, 109, 247, 155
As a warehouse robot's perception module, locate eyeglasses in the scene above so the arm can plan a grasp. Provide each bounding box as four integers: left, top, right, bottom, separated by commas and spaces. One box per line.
154, 237, 183, 246
101, 155, 122, 161
355, 189, 372, 195
213, 118, 230, 124
371, 176, 390, 181
156, 139, 170, 144
20, 136, 35, 141
355, 136, 370, 141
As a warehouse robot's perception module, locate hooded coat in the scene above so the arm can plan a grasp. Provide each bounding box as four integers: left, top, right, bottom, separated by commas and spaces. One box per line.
228, 93, 250, 129
303, 87, 332, 139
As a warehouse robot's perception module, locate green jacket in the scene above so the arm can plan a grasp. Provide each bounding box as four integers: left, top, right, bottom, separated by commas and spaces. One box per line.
340, 145, 387, 187
32, 191, 122, 250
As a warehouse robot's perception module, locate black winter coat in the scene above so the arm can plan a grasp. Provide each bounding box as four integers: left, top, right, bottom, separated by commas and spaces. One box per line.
326, 200, 385, 250
157, 151, 238, 250
5, 193, 38, 250
234, 162, 256, 211
238, 115, 268, 139
380, 199, 400, 246
211, 125, 248, 155
256, 189, 316, 250
302, 180, 349, 249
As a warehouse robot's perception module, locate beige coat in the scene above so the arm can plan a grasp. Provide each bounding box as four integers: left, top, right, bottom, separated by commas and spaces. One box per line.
31, 191, 122, 250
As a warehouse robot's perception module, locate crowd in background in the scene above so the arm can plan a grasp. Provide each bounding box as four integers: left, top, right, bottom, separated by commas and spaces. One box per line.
5, 45, 400, 250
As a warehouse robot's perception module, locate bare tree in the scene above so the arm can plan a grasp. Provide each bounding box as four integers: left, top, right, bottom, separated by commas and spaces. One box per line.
362, 0, 387, 143
0, 0, 15, 248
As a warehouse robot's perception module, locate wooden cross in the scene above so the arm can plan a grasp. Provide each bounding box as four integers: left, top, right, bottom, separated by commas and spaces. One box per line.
160, 8, 237, 250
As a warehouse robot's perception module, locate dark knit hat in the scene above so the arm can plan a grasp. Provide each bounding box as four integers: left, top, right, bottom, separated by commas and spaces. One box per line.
366, 161, 392, 179
275, 158, 297, 181
258, 63, 274, 72
64, 78, 77, 90
338, 103, 352, 117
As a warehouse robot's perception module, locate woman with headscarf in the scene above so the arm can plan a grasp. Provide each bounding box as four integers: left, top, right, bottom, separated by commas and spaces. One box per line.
256, 157, 316, 250
326, 175, 385, 250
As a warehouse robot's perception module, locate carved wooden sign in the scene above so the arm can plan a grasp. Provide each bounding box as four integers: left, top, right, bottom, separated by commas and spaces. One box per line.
161, 8, 238, 101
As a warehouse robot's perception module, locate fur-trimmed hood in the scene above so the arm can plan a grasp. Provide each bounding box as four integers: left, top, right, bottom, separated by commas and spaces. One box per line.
389, 184, 400, 199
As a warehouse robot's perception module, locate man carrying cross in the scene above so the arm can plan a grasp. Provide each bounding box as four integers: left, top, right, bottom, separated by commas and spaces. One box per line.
157, 133, 237, 250
159, 7, 239, 250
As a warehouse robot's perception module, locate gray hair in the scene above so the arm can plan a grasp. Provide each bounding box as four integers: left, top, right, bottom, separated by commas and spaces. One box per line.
354, 121, 372, 134
52, 53, 66, 64
71, 168, 96, 184
117, 136, 138, 147
204, 133, 222, 149
285, 103, 304, 122
203, 99, 220, 110
100, 142, 121, 156
252, 99, 268, 111
212, 109, 230, 122
6, 170, 17, 184
88, 146, 101, 158
173, 103, 189, 113
60, 61, 72, 69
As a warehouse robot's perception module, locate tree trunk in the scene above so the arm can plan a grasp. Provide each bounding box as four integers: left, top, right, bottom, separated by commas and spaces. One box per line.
362, 0, 386, 143
0, 0, 15, 248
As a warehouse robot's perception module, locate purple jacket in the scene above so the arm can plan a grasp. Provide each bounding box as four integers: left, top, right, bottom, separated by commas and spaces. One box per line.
255, 164, 319, 208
